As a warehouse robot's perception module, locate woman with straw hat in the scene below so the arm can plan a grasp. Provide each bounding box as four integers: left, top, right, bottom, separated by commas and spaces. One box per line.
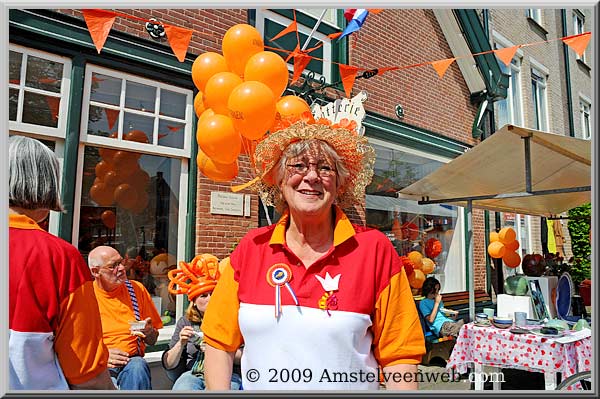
163, 255, 242, 390
202, 120, 425, 390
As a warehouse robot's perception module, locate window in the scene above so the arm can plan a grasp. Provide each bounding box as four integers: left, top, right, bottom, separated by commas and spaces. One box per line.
580, 98, 591, 140
76, 65, 193, 325
254, 9, 344, 83
531, 68, 548, 131
494, 42, 523, 128
366, 139, 464, 293
526, 9, 543, 26
8, 44, 71, 138
574, 11, 587, 64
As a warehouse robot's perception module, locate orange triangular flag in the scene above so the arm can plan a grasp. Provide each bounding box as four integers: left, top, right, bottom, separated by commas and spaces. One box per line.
271, 20, 298, 41
164, 25, 193, 62
431, 58, 455, 78
46, 97, 60, 122
368, 9, 383, 14
82, 9, 117, 54
105, 108, 119, 130
339, 64, 359, 98
291, 53, 312, 84
562, 32, 591, 57
285, 44, 301, 62
494, 46, 519, 67
328, 32, 343, 40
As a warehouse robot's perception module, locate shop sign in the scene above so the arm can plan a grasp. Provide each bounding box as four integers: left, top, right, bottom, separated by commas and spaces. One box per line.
210, 191, 244, 216
311, 91, 368, 135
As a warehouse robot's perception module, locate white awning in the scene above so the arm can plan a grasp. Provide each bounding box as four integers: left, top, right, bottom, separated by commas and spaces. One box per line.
399, 124, 591, 216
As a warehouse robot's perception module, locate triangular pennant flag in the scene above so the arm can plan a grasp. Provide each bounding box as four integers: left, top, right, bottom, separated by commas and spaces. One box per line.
82, 9, 117, 54
164, 25, 193, 62
368, 9, 383, 14
562, 32, 591, 57
271, 20, 298, 41
45, 97, 60, 122
285, 44, 301, 62
494, 46, 519, 67
104, 108, 119, 131
328, 32, 343, 40
291, 53, 312, 84
431, 58, 456, 78
339, 64, 359, 98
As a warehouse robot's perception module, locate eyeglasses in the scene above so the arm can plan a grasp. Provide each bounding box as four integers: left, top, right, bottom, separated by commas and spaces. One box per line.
286, 162, 336, 178
102, 257, 127, 272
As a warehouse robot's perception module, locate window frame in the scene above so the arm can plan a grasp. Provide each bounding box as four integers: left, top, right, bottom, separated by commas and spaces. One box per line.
9, 43, 72, 139
573, 10, 587, 64
493, 33, 524, 128
80, 64, 194, 159
526, 8, 543, 26
254, 9, 344, 84
579, 95, 591, 140
530, 62, 549, 132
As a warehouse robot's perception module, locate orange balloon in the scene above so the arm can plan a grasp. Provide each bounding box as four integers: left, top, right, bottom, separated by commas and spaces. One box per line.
196, 114, 241, 164
128, 168, 150, 191
103, 170, 124, 189
98, 132, 118, 164
502, 251, 521, 268
112, 151, 139, 178
125, 129, 150, 144
408, 251, 423, 269
244, 51, 289, 98
222, 24, 264, 77
203, 72, 243, 115
191, 52, 229, 92
487, 241, 506, 259
194, 92, 205, 118
89, 183, 114, 206
101, 210, 116, 229
114, 183, 138, 210
275, 95, 312, 119
95, 160, 113, 180
228, 81, 276, 140
498, 227, 516, 244
505, 239, 520, 251
421, 258, 435, 274
490, 231, 499, 242
197, 149, 239, 182
408, 269, 426, 289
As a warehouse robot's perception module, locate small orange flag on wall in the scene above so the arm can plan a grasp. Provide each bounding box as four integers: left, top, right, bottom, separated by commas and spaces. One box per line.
82, 9, 117, 54
562, 32, 591, 57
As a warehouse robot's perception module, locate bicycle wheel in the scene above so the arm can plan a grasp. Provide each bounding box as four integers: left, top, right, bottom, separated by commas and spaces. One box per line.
556, 371, 592, 390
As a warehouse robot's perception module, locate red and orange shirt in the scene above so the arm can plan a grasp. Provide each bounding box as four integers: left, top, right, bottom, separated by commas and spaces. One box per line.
9, 214, 108, 389
202, 206, 425, 389
94, 279, 163, 356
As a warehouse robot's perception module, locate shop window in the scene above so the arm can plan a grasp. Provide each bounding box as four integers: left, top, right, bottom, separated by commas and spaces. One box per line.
573, 11, 587, 64
8, 44, 71, 138
254, 9, 343, 83
366, 140, 465, 293
77, 66, 193, 326
579, 97, 591, 140
494, 37, 523, 129
81, 65, 193, 158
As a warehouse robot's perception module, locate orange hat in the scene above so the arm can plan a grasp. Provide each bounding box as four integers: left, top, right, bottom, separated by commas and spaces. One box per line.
168, 254, 222, 301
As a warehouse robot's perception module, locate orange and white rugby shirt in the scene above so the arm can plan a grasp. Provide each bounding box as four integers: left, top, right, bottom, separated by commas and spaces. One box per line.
202, 206, 425, 390
9, 214, 109, 389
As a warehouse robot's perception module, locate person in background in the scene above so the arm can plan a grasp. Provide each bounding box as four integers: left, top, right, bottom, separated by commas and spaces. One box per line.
88, 245, 163, 390
8, 135, 114, 390
162, 255, 242, 390
419, 277, 464, 338
202, 121, 425, 390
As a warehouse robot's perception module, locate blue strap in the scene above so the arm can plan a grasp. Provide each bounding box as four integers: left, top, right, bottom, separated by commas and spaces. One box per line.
124, 279, 142, 355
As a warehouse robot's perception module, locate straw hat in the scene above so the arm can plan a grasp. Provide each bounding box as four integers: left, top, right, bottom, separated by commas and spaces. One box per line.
252, 119, 376, 209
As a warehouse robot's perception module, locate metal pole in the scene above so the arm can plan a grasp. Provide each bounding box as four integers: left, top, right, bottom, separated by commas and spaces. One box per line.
523, 136, 532, 192
467, 200, 475, 322
301, 9, 328, 51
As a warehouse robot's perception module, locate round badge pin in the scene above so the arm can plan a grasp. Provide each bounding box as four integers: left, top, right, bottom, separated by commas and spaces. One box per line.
267, 263, 292, 287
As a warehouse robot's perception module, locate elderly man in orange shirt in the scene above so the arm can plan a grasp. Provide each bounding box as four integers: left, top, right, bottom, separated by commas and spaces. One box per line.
88, 246, 163, 390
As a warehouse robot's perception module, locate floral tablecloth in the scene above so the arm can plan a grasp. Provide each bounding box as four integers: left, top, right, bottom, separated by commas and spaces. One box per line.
447, 323, 591, 390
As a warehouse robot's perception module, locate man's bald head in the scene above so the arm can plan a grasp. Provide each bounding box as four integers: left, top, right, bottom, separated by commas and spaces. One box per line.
88, 245, 120, 269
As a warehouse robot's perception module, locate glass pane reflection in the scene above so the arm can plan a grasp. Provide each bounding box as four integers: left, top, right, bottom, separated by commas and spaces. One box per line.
26, 55, 63, 93
9, 51, 22, 85
79, 146, 181, 323
22, 92, 60, 127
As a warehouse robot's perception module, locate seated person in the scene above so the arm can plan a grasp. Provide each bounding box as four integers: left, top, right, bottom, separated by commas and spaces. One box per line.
88, 246, 164, 390
419, 277, 464, 338
162, 255, 242, 390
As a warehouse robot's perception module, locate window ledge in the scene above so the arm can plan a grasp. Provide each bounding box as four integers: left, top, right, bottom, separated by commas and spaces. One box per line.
526, 17, 548, 36
576, 58, 591, 72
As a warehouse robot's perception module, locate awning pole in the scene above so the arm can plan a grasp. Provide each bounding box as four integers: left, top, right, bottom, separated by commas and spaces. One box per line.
467, 200, 475, 322
523, 136, 532, 192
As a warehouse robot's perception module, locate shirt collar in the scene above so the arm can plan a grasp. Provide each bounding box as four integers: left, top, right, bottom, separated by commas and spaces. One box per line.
269, 205, 355, 247
9, 213, 44, 231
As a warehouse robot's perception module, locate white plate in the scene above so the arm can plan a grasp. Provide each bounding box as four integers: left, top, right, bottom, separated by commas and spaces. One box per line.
531, 329, 565, 338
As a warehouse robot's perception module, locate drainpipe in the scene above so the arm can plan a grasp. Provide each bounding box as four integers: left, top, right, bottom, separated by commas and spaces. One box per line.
561, 9, 576, 137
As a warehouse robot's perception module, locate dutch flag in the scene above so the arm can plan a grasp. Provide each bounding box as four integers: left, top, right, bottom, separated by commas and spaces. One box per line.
339, 9, 369, 40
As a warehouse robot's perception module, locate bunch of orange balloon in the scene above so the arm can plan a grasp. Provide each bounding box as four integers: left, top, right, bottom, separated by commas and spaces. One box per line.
192, 24, 313, 182
487, 227, 521, 268
89, 130, 151, 214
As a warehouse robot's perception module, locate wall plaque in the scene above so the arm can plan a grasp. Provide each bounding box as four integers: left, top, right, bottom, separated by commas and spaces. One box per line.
210, 191, 244, 216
